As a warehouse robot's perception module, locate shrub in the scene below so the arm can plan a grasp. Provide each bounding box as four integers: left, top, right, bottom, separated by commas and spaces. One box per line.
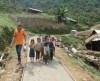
0, 26, 13, 51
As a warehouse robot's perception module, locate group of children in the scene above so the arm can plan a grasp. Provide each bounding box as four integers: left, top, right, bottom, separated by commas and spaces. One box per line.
29, 35, 55, 64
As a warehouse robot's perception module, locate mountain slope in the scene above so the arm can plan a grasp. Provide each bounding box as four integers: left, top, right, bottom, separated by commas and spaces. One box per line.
0, 0, 100, 27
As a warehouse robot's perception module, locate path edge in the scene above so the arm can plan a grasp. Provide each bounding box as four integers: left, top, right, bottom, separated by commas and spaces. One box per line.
55, 55, 77, 81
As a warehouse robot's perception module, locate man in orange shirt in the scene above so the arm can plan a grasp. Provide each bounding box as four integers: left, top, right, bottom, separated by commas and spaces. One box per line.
10, 22, 26, 65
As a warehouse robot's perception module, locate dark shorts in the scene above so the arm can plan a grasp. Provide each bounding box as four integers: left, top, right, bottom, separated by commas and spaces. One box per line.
43, 54, 49, 62
29, 48, 35, 57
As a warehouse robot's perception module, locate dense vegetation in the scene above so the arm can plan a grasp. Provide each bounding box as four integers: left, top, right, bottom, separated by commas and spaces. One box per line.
0, 26, 13, 51
0, 0, 99, 27
61, 36, 84, 48
24, 26, 69, 34
0, 0, 23, 13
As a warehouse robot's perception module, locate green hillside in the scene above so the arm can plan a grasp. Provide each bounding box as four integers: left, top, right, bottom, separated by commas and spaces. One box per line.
0, 0, 99, 27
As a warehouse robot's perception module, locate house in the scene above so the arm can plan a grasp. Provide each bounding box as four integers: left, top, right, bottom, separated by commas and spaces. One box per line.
28, 8, 43, 14
85, 30, 100, 51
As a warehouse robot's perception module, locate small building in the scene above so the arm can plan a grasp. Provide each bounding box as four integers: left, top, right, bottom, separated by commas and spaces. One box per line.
28, 8, 43, 14
85, 30, 100, 51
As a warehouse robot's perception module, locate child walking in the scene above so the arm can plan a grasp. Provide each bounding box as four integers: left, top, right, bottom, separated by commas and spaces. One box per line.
34, 37, 41, 62
43, 42, 49, 64
29, 39, 35, 63
52, 37, 56, 55
40, 36, 45, 61
49, 38, 54, 60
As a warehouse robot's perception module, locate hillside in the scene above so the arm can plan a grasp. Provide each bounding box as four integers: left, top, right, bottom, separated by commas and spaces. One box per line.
0, 1, 100, 81
0, 0, 99, 27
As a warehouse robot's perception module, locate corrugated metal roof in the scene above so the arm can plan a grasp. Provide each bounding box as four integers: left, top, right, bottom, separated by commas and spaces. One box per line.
66, 17, 77, 22
29, 8, 43, 12
94, 30, 100, 34
92, 38, 100, 41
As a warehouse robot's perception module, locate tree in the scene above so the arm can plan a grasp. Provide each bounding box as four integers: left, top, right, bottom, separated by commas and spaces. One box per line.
55, 5, 68, 23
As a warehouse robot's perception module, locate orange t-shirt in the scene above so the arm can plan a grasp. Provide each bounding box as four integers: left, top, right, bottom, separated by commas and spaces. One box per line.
14, 29, 26, 45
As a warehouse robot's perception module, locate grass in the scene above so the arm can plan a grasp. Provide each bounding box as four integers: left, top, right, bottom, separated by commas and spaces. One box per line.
0, 13, 16, 28
12, 12, 55, 21
60, 35, 100, 80
0, 12, 55, 28
61, 47, 100, 81
24, 26, 68, 34
82, 59, 100, 78
42, 13, 55, 21
0, 28, 2, 33
71, 55, 100, 80
61, 35, 84, 48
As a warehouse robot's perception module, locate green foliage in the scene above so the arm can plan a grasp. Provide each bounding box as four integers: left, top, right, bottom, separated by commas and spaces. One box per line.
0, 0, 23, 13
54, 5, 68, 22
0, 0, 99, 27
24, 26, 70, 34
14, 0, 99, 26
81, 58, 100, 79
72, 55, 100, 80
0, 26, 14, 51
0, 14, 16, 28
61, 36, 84, 48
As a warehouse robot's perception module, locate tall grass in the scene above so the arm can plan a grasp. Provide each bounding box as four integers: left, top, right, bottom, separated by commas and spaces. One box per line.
0, 13, 16, 28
